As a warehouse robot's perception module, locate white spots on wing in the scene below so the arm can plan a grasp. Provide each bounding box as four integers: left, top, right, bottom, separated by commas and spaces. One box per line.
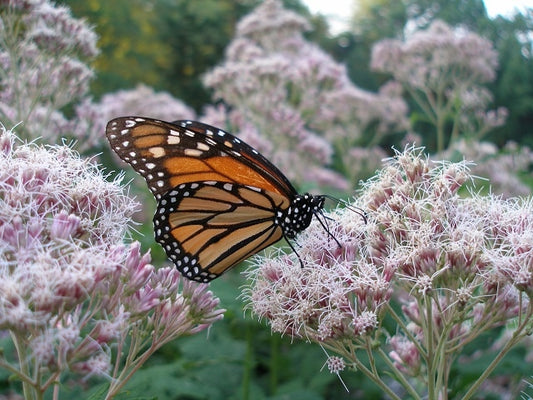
148, 146, 166, 158
167, 135, 180, 145
223, 183, 233, 191
146, 162, 156, 170
197, 142, 209, 151
184, 148, 204, 157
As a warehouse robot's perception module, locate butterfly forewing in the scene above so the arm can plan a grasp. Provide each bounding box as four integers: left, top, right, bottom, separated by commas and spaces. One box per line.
106, 117, 297, 199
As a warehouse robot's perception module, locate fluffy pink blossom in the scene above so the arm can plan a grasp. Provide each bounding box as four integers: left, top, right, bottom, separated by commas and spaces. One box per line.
204, 0, 408, 190
0, 0, 99, 149
371, 20, 506, 152
440, 139, 533, 197
77, 84, 196, 149
243, 146, 533, 398
0, 126, 224, 398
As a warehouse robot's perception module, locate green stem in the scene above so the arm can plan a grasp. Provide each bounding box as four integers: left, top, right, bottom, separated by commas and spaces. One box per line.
351, 355, 404, 400
433, 321, 454, 397
424, 296, 436, 400
408, 88, 438, 126
105, 340, 158, 400
10, 332, 38, 400
376, 347, 420, 399
462, 307, 533, 400
323, 339, 416, 400
448, 110, 461, 145
435, 112, 446, 153
270, 333, 280, 395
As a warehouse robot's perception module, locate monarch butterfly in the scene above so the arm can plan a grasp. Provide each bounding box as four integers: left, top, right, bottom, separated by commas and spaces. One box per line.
106, 116, 328, 283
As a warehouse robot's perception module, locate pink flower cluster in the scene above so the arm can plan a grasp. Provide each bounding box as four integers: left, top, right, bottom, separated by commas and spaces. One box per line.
204, 0, 408, 190
243, 209, 393, 342
441, 139, 533, 198
371, 20, 498, 89
0, 127, 224, 397
371, 20, 507, 152
0, 0, 99, 149
77, 84, 196, 149
244, 146, 533, 395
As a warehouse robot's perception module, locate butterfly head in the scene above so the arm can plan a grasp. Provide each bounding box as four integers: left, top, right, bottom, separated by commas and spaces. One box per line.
278, 193, 325, 239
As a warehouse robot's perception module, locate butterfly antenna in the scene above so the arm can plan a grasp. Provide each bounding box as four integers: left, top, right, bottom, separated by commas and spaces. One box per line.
314, 210, 342, 248
323, 195, 367, 224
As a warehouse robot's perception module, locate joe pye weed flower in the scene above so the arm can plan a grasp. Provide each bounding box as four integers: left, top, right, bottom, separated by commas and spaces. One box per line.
244, 146, 533, 399
0, 126, 225, 399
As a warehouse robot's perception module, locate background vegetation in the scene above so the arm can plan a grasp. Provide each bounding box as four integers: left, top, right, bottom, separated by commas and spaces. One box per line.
1, 0, 532, 398
65, 0, 533, 398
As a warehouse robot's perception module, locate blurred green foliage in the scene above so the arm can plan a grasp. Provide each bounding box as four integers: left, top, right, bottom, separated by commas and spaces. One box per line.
64, 0, 532, 145
63, 0, 327, 112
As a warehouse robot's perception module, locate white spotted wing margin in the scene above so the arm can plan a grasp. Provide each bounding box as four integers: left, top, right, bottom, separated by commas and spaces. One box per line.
105, 116, 296, 201
153, 180, 288, 282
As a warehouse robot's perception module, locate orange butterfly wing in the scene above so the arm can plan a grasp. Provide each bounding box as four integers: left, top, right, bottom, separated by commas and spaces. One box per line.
106, 117, 296, 200
106, 117, 323, 282
154, 181, 287, 281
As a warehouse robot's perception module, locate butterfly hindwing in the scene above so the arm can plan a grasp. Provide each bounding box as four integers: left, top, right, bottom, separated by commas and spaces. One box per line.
153, 181, 288, 282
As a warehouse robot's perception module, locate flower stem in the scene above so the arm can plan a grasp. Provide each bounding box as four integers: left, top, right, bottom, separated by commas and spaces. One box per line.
424, 296, 436, 400
377, 347, 420, 399
10, 332, 38, 400
462, 305, 533, 400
